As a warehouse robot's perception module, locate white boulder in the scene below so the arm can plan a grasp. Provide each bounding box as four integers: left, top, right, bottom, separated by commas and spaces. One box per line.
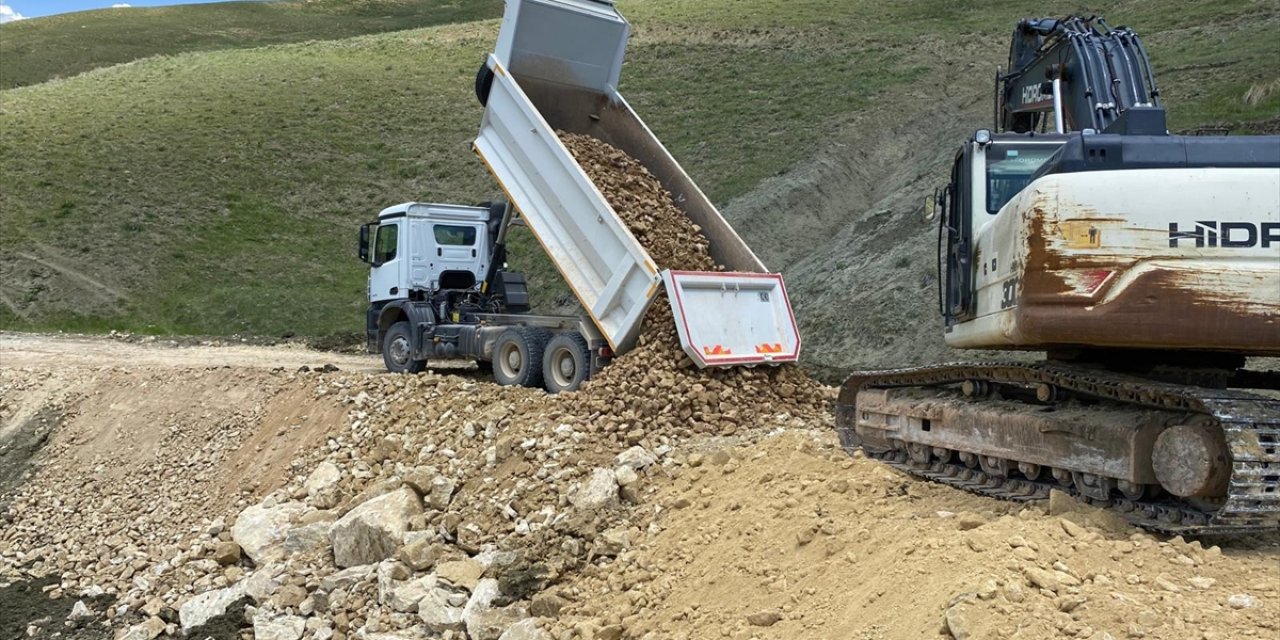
569, 468, 618, 511
329, 487, 423, 568
231, 500, 306, 565
178, 583, 248, 632
254, 613, 305, 640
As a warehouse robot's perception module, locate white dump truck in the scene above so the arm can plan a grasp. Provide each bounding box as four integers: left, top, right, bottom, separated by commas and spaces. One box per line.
359, 0, 800, 392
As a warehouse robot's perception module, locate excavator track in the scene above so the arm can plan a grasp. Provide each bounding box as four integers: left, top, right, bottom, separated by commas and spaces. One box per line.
834, 362, 1280, 535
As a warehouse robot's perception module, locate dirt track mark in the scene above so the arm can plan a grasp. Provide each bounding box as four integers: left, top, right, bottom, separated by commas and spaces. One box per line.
17, 248, 128, 303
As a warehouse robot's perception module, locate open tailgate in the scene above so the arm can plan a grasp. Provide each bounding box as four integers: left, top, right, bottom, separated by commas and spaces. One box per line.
662, 270, 801, 368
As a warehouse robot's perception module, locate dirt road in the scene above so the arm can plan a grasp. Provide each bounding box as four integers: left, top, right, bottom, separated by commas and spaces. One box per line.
0, 332, 385, 371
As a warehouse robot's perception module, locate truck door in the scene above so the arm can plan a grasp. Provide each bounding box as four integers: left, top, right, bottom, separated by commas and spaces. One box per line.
431, 223, 485, 289
369, 220, 405, 302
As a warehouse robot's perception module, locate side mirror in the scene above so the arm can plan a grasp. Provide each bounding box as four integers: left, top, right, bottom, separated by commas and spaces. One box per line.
924, 193, 937, 221
358, 224, 371, 263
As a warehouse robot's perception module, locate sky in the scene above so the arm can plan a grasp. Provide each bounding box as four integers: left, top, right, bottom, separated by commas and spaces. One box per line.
0, 1, 255, 22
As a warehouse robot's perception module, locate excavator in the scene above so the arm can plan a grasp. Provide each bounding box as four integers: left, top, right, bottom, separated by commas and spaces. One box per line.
835, 16, 1280, 534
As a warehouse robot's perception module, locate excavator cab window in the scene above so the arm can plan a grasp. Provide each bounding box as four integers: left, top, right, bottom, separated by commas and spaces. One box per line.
984, 144, 1060, 213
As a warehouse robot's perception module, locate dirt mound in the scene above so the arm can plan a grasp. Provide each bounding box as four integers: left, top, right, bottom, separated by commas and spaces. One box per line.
548, 431, 1280, 639
2, 337, 1278, 640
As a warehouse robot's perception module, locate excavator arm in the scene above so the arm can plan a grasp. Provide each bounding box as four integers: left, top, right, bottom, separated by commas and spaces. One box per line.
998, 16, 1161, 134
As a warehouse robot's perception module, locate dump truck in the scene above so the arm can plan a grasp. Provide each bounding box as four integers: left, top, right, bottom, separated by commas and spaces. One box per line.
834, 16, 1280, 534
359, 0, 800, 392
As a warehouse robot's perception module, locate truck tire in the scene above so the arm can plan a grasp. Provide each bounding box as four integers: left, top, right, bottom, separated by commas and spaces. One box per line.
542, 332, 591, 394
382, 321, 427, 374
475, 63, 495, 106
492, 327, 549, 388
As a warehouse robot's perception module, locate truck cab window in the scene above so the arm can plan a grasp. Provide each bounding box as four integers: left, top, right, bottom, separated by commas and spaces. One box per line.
985, 145, 1060, 213
434, 224, 477, 246
374, 224, 398, 263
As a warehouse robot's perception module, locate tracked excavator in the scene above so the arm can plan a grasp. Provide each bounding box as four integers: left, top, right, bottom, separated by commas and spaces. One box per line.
835, 16, 1280, 534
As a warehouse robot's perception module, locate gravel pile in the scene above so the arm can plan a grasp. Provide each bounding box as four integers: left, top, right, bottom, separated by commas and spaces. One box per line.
558, 131, 717, 273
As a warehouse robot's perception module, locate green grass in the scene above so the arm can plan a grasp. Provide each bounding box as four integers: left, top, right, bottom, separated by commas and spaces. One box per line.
0, 0, 501, 89
1, 0, 1277, 337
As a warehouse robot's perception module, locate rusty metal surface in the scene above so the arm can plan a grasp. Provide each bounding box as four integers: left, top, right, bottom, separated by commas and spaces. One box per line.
993, 170, 1280, 355
1015, 183, 1280, 354
835, 362, 1280, 534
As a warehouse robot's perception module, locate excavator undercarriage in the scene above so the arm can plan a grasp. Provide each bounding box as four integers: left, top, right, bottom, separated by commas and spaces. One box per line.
836, 362, 1280, 534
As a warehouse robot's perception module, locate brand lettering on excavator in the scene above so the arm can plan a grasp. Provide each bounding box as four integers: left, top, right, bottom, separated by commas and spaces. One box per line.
1020, 84, 1049, 106
1168, 221, 1280, 248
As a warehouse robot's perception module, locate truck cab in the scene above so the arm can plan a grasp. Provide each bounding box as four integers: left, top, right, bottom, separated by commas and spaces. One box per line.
361, 202, 494, 306
359, 201, 611, 393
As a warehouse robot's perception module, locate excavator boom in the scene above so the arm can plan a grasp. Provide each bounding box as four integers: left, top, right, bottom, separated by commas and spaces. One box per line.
999, 16, 1160, 134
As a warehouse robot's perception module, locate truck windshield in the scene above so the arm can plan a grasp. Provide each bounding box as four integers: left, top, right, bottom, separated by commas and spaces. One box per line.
434, 224, 477, 246
986, 145, 1061, 213
374, 224, 398, 263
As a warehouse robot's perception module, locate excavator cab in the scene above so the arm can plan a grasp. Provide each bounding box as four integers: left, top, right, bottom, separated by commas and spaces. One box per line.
938, 130, 1064, 325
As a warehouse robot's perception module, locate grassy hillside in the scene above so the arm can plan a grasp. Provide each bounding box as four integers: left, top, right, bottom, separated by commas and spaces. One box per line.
1, 0, 1277, 366
0, 0, 501, 89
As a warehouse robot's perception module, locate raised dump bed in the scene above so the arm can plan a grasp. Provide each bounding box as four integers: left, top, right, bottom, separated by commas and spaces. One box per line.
474, 0, 799, 364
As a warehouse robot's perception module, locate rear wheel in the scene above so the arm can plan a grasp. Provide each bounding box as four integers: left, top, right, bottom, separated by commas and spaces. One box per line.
475, 64, 495, 106
492, 327, 549, 388
382, 321, 426, 374
542, 332, 591, 393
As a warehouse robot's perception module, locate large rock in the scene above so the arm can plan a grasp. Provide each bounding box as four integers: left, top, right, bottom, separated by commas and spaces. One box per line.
242, 567, 285, 603
330, 487, 423, 568
231, 500, 306, 565
465, 579, 518, 640
178, 584, 248, 632
211, 541, 242, 566
284, 521, 334, 556
116, 617, 166, 640
254, 613, 305, 640
320, 564, 376, 592
569, 468, 618, 511
614, 446, 657, 470
418, 586, 466, 633
427, 475, 458, 510
365, 630, 430, 640
387, 575, 437, 613
500, 619, 554, 640
436, 559, 485, 591
304, 462, 344, 509
398, 538, 446, 571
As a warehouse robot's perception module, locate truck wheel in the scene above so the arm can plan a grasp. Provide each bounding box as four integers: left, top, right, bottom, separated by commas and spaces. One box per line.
492, 327, 549, 388
382, 321, 426, 374
542, 332, 591, 393
475, 63, 495, 106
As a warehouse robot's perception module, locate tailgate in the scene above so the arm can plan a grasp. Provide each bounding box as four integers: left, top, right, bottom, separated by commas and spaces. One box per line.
662, 271, 801, 367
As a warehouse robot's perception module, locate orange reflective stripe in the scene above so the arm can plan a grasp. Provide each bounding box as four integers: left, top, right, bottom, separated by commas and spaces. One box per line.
755, 343, 783, 353
702, 345, 732, 356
